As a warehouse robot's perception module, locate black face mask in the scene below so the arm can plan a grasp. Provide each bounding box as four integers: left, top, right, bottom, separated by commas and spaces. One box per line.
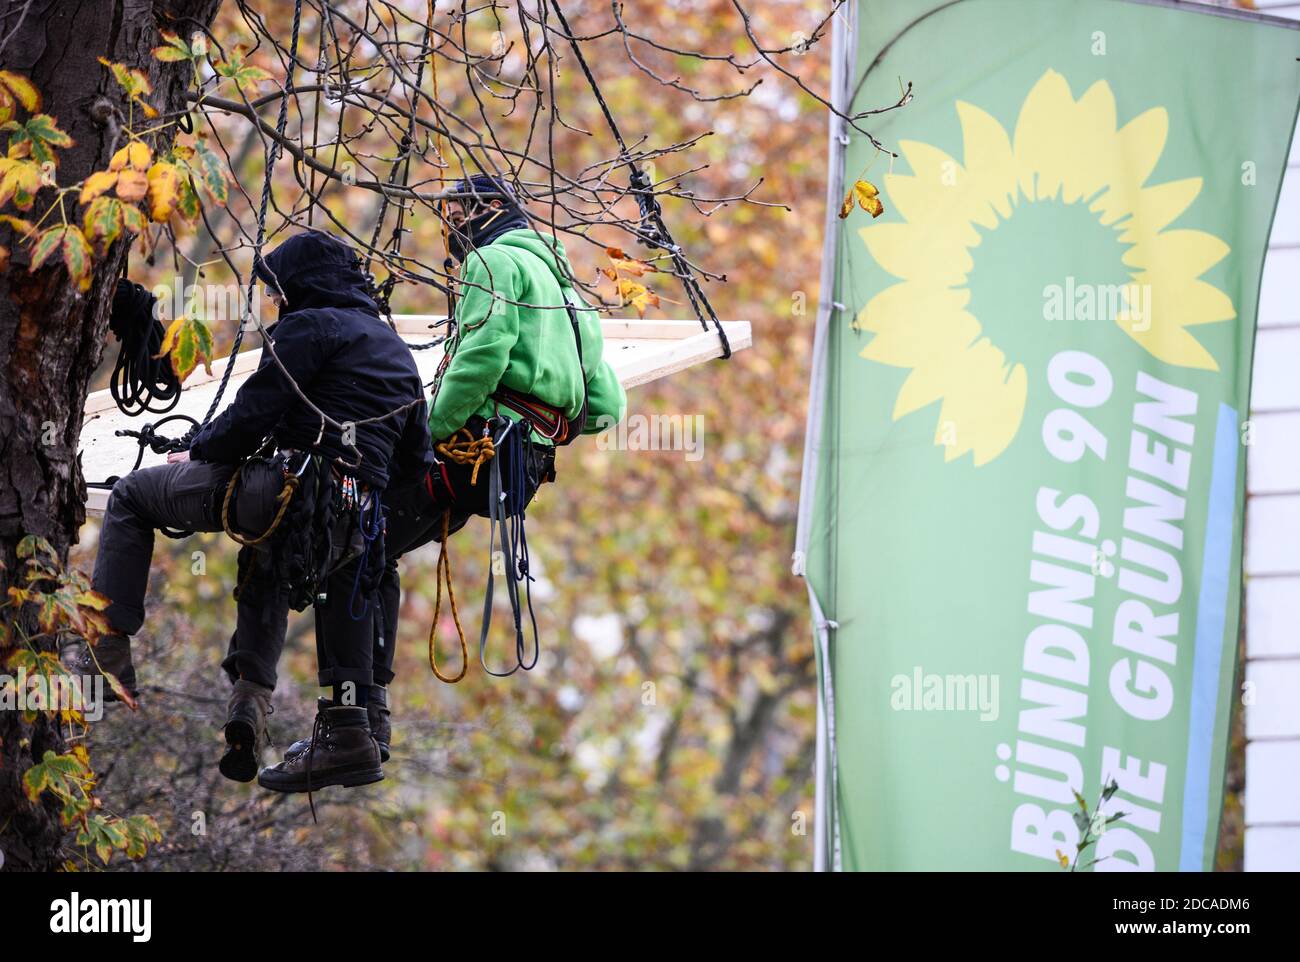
446, 203, 528, 264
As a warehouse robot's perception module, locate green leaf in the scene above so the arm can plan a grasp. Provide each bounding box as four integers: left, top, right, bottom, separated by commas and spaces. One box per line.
22, 749, 91, 805
214, 45, 271, 96
190, 137, 228, 206
16, 534, 57, 562
152, 31, 194, 63
156, 313, 214, 383
120, 813, 163, 860
77, 814, 128, 866
83, 195, 124, 252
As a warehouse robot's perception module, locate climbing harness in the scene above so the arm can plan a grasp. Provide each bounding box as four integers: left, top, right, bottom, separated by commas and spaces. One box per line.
425, 416, 548, 683
221, 450, 311, 548
489, 301, 589, 445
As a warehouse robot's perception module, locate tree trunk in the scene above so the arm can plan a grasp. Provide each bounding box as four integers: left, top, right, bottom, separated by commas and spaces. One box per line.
0, 0, 221, 873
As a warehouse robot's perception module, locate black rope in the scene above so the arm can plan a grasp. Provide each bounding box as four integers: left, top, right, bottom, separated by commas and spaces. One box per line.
108, 279, 182, 416
547, 0, 731, 359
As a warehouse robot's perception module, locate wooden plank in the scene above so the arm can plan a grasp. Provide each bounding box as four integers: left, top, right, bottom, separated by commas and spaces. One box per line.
80, 317, 750, 514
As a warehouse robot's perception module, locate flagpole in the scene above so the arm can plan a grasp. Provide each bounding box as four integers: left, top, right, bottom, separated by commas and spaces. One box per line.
796, 0, 858, 873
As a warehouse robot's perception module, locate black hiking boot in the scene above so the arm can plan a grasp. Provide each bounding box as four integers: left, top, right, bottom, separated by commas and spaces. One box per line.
220, 679, 274, 783
283, 688, 391, 763
282, 696, 333, 761
257, 703, 383, 794
58, 634, 138, 703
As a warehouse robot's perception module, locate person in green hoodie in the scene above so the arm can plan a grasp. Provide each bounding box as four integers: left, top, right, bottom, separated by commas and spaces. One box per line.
275, 175, 627, 767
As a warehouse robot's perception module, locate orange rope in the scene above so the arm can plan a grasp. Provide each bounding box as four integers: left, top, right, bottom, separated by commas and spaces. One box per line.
435, 428, 495, 486
428, 510, 467, 683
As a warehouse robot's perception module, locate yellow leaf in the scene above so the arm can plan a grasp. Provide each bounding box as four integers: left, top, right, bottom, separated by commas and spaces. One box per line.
145, 161, 183, 222
127, 141, 151, 171
79, 169, 119, 203
0, 71, 42, 113
854, 179, 885, 218
114, 168, 147, 202
616, 278, 659, 318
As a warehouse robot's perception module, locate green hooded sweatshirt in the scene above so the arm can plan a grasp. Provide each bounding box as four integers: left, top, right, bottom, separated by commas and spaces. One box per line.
428, 229, 627, 443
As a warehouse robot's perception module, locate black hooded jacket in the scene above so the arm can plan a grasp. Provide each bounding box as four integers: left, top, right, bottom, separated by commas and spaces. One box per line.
188, 231, 432, 490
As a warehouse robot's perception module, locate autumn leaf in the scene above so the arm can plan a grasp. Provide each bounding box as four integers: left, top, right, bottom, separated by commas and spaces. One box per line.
121, 202, 148, 237
99, 666, 138, 711
29, 225, 93, 290
77, 814, 128, 866
0, 212, 35, 236
616, 278, 660, 317
146, 161, 184, 222
15, 534, 56, 561
83, 196, 125, 252
157, 312, 214, 383
854, 179, 883, 217
0, 156, 43, 210
22, 749, 91, 805
839, 179, 884, 219
0, 70, 41, 114
120, 813, 163, 860
115, 168, 148, 202
214, 45, 272, 96
2, 113, 72, 166
187, 136, 228, 206
79, 169, 119, 203
153, 31, 197, 63
108, 140, 151, 173
98, 58, 158, 118
605, 246, 659, 278
1055, 848, 1070, 869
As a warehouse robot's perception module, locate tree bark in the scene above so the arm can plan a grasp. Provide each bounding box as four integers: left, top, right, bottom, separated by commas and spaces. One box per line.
0, 0, 221, 873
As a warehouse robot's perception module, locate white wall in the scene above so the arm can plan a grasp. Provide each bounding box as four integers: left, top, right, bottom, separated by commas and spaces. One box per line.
1239, 0, 1300, 875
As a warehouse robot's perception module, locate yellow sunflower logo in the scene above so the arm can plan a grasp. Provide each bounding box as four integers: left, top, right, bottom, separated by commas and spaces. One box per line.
856, 69, 1235, 466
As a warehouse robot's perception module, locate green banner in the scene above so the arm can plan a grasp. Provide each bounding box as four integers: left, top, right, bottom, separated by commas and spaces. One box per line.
805, 0, 1299, 870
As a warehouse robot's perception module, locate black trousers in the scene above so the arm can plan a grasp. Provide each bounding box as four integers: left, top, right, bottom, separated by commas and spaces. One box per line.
372, 419, 553, 686
92, 458, 373, 691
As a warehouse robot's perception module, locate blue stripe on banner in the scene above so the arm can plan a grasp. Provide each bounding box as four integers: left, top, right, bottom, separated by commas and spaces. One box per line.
1178, 403, 1239, 873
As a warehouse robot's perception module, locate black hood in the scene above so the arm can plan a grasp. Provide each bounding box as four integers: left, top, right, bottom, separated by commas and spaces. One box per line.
254, 230, 379, 317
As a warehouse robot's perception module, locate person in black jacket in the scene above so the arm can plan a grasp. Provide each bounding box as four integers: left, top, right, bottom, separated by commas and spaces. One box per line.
64, 230, 432, 791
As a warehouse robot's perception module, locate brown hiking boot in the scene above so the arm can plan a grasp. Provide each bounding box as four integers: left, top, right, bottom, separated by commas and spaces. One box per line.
257, 703, 383, 794
58, 634, 138, 703
220, 679, 274, 783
